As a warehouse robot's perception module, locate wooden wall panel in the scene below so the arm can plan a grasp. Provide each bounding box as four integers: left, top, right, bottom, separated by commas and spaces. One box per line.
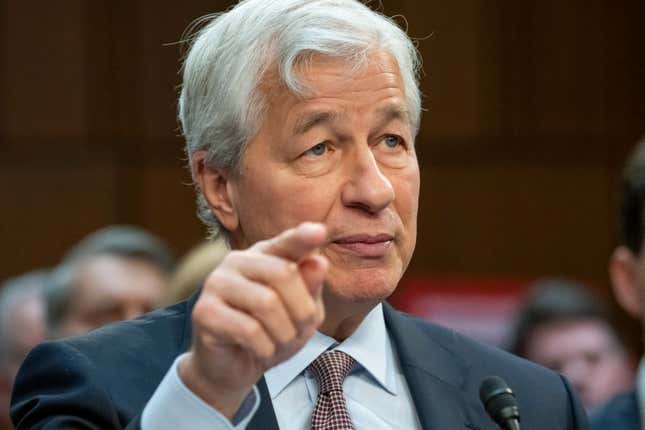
2, 1, 87, 138
138, 0, 236, 142
1, 162, 119, 275
391, 1, 504, 139
1, 0, 643, 291
411, 163, 613, 282
138, 163, 204, 254
531, 1, 608, 135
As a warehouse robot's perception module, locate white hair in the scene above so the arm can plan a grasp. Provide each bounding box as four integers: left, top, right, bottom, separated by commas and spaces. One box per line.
179, 0, 423, 239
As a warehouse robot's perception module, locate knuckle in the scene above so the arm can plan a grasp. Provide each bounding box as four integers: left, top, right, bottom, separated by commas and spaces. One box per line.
204, 269, 226, 288
258, 342, 276, 360
299, 326, 316, 342
191, 307, 206, 328
274, 262, 297, 282
280, 325, 298, 344
249, 237, 270, 251
242, 320, 263, 339
224, 250, 245, 265
295, 300, 317, 324
255, 290, 279, 313
192, 297, 216, 325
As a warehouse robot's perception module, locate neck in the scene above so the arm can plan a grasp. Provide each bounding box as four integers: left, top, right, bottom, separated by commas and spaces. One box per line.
318, 295, 380, 341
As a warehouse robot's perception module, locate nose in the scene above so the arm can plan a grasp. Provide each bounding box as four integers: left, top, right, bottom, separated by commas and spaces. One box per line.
341, 146, 394, 214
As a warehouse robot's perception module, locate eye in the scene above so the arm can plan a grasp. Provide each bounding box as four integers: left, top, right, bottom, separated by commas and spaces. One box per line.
294, 141, 337, 176
304, 142, 327, 156
383, 134, 403, 149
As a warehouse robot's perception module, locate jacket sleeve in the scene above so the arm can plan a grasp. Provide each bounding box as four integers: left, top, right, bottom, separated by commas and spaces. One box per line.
11, 340, 137, 429
560, 375, 591, 430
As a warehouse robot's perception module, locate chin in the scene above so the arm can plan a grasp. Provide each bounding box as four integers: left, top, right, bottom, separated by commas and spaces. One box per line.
326, 268, 400, 303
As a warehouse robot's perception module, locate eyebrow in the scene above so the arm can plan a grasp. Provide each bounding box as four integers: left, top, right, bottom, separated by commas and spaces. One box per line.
291, 105, 411, 136
292, 111, 345, 136
375, 105, 411, 127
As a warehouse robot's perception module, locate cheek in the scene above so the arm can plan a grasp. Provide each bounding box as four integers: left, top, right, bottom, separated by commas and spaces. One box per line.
395, 161, 420, 205
393, 167, 420, 235
239, 174, 340, 236
282, 180, 340, 224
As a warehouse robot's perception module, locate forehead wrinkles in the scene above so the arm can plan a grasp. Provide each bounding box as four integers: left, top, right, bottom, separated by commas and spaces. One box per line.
243, 52, 408, 164
259, 50, 402, 106
300, 51, 403, 95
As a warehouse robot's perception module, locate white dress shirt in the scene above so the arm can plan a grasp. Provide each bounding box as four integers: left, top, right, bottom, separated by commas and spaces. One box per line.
142, 304, 421, 429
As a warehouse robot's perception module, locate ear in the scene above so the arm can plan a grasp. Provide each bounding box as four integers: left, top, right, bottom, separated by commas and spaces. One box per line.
191, 151, 239, 231
609, 246, 642, 318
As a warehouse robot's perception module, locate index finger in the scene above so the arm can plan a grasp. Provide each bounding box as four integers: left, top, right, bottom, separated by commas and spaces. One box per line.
252, 222, 328, 262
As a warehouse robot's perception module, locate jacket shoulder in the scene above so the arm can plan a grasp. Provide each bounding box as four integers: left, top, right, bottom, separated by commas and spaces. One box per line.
385, 305, 590, 429
387, 305, 563, 380
11, 300, 192, 429
590, 390, 639, 429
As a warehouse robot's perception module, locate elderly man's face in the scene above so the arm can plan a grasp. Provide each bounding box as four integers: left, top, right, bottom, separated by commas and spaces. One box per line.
223, 51, 419, 305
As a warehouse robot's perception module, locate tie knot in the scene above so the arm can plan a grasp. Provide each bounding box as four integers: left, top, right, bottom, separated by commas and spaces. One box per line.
309, 351, 356, 394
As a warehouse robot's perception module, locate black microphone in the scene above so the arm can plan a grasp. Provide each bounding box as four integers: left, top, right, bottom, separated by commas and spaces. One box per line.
479, 376, 521, 430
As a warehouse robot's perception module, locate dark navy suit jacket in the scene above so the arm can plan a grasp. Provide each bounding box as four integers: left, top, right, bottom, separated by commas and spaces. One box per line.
590, 390, 639, 430
12, 294, 589, 429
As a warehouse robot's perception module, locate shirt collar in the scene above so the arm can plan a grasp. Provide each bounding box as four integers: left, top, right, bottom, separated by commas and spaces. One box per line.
264, 303, 397, 399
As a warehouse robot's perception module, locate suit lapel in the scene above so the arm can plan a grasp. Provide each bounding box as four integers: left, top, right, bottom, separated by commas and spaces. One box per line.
246, 303, 480, 430
179, 291, 201, 353
383, 303, 492, 430
248, 377, 280, 430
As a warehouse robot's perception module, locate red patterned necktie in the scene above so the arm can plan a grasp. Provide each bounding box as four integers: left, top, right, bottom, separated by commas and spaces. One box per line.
308, 351, 357, 430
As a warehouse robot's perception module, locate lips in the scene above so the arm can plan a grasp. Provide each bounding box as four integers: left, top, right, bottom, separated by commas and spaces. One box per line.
331, 233, 394, 258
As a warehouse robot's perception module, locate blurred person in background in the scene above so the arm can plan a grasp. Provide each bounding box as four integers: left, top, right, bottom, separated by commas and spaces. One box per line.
160, 239, 228, 306
593, 137, 645, 429
10, 1, 588, 428
46, 225, 175, 338
0, 271, 48, 430
508, 278, 635, 411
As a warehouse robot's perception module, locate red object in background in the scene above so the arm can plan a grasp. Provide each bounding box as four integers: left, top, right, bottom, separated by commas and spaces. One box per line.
390, 275, 529, 347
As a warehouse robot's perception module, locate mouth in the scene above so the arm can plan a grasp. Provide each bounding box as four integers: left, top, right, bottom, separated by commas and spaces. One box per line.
330, 233, 394, 258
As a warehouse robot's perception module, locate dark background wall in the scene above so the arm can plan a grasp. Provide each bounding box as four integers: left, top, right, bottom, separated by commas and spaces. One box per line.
1, 1, 644, 293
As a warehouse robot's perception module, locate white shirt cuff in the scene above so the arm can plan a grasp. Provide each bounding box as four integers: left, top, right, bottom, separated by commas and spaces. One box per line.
141, 353, 260, 430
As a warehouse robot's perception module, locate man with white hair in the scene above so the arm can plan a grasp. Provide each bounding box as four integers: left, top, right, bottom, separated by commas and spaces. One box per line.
12, 1, 588, 429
